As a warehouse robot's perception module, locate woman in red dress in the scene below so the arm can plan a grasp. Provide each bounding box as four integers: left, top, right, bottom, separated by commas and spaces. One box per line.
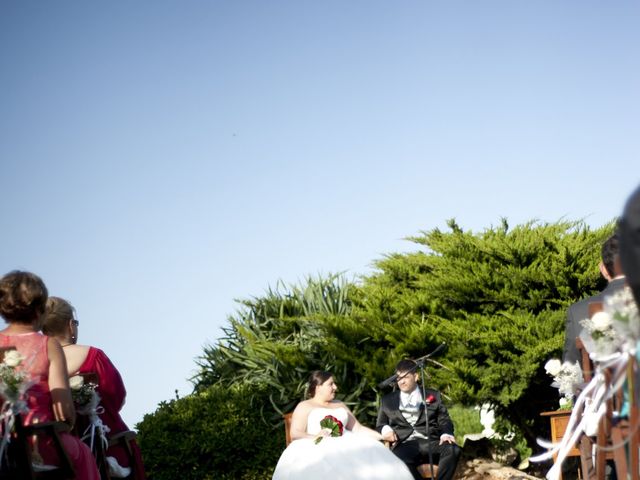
43, 296, 146, 479
0, 270, 100, 479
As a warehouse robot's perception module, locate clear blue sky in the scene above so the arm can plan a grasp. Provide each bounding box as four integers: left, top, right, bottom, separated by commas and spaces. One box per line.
1, 1, 638, 428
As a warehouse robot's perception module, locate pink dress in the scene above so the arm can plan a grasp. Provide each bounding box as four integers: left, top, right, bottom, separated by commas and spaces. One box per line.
0, 332, 99, 479
77, 346, 146, 479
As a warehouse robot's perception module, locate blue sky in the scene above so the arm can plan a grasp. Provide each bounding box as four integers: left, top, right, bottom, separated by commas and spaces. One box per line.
1, 1, 638, 428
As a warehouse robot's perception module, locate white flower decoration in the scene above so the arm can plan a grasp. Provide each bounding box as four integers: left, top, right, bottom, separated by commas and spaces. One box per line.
544, 359, 562, 377
69, 375, 84, 390
591, 311, 612, 331
3, 350, 24, 368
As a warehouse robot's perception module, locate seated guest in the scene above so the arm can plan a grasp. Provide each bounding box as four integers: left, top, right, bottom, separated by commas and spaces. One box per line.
272, 370, 414, 480
562, 232, 625, 364
0, 270, 100, 479
377, 359, 461, 480
42, 296, 146, 479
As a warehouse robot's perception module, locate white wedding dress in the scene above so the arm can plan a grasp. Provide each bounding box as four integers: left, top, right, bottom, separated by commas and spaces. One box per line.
272, 407, 414, 480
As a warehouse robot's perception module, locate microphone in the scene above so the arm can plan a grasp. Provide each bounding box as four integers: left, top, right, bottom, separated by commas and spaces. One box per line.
378, 343, 447, 389
424, 342, 446, 359
377, 374, 398, 389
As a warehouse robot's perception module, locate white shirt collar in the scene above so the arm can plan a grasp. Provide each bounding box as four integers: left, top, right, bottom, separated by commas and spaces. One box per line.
400, 387, 421, 406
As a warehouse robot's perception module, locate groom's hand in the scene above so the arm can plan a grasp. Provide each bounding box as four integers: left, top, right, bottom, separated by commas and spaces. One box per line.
382, 429, 398, 443
439, 434, 456, 445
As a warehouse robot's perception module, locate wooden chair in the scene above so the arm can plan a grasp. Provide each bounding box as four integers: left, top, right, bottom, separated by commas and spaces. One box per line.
416, 462, 439, 479
283, 412, 293, 446
576, 301, 635, 480
607, 358, 639, 480
73, 372, 142, 480
282, 412, 439, 479
0, 347, 75, 479
3, 415, 76, 480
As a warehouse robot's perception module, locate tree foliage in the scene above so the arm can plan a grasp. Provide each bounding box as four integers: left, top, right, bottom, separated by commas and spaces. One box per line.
191, 275, 374, 419
363, 218, 613, 443
138, 218, 615, 474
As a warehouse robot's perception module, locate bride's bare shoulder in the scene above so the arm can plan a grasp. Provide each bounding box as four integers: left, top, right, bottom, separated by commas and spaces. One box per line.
294, 400, 314, 413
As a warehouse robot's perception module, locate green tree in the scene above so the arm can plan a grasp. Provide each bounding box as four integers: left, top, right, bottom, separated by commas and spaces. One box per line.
361, 219, 613, 445
192, 275, 375, 419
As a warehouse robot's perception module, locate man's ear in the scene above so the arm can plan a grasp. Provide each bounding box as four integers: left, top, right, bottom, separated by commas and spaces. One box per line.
599, 261, 612, 281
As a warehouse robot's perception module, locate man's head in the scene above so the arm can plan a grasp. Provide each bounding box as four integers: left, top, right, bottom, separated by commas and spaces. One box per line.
600, 232, 622, 280
395, 359, 420, 393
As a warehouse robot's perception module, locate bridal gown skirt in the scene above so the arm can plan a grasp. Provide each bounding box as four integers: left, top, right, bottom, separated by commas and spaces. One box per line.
272, 432, 414, 480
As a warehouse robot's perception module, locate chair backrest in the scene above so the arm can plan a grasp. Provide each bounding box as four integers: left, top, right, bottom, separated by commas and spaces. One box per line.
576, 301, 604, 382
576, 337, 593, 382
13, 417, 76, 480
283, 413, 293, 446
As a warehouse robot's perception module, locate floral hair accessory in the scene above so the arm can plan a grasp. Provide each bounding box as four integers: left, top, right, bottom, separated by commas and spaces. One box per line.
314, 415, 344, 444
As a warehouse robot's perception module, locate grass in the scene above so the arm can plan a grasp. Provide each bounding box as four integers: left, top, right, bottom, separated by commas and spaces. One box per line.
448, 404, 483, 445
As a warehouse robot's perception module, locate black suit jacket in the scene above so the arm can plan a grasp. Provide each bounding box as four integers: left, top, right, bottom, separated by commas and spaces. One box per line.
620, 184, 640, 307
562, 277, 627, 364
376, 388, 454, 443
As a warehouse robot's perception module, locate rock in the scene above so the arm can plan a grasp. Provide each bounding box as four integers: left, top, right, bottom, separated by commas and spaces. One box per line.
462, 434, 494, 459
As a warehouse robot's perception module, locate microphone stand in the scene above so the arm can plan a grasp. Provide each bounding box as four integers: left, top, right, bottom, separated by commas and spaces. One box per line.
411, 344, 445, 480
378, 342, 446, 479
416, 357, 435, 480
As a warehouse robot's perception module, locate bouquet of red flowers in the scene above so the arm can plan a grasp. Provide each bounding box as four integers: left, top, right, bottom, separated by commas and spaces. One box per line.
314, 415, 344, 444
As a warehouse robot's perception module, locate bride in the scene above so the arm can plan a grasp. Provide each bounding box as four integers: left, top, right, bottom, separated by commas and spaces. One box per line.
272, 371, 414, 480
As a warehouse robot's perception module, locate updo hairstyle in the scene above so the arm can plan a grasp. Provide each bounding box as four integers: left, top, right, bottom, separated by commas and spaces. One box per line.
43, 297, 75, 336
0, 270, 49, 324
306, 370, 333, 398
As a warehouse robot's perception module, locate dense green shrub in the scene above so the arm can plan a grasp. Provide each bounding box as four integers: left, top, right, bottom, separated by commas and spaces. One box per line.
137, 384, 284, 480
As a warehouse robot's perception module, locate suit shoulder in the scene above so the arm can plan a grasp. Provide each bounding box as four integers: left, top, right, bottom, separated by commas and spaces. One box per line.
568, 292, 602, 313
381, 390, 399, 402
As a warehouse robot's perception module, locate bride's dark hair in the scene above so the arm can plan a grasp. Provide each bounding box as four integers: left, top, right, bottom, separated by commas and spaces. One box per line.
306, 370, 333, 398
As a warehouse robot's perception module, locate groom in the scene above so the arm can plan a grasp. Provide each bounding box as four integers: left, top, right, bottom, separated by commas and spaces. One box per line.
376, 359, 461, 480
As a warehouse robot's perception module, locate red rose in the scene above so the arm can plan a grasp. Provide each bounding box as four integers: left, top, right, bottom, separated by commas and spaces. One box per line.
315, 415, 344, 444
425, 394, 436, 404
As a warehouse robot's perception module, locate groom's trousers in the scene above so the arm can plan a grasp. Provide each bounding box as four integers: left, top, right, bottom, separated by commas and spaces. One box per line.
392, 438, 461, 480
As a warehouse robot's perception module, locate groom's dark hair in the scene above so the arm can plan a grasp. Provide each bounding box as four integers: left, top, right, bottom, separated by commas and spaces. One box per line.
601, 232, 620, 277
395, 359, 418, 374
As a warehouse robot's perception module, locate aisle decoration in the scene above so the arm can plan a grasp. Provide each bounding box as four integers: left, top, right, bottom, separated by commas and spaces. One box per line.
0, 351, 33, 460
69, 375, 110, 451
531, 286, 639, 480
